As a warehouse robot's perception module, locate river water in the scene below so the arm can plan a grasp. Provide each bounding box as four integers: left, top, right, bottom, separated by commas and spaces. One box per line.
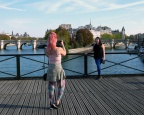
0, 45, 143, 78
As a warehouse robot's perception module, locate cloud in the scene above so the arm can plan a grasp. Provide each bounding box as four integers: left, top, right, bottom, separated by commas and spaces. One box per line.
0, 0, 25, 11
1, 0, 144, 13
100, 1, 144, 11
28, 0, 65, 13
28, 0, 99, 13
0, 5, 25, 11
26, 0, 144, 15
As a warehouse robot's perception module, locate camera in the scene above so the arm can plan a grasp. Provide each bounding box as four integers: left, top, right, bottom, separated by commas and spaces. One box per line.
56, 40, 63, 47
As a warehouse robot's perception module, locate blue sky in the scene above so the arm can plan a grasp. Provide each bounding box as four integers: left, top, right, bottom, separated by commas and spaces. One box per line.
0, 0, 144, 37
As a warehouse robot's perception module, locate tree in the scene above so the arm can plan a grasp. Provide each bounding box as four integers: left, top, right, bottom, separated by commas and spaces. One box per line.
129, 35, 135, 39
76, 29, 93, 47
44, 29, 55, 40
76, 33, 83, 47
112, 33, 122, 39
11, 36, 16, 40
55, 27, 70, 46
101, 33, 112, 40
0, 34, 10, 40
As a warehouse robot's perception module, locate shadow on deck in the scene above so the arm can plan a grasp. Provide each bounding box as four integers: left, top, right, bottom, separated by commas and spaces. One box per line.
0, 75, 144, 115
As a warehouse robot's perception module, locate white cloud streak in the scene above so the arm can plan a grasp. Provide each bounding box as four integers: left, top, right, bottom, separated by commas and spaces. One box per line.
100, 1, 144, 11
1, 0, 144, 13
0, 1, 25, 11
27, 0, 144, 14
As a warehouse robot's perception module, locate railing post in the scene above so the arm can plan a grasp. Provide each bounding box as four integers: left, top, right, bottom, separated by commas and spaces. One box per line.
16, 55, 21, 79
84, 53, 88, 77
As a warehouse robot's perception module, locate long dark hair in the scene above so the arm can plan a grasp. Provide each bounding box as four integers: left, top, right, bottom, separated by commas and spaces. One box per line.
95, 37, 102, 45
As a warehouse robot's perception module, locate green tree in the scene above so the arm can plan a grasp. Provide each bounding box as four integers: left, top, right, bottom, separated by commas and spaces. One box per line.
101, 33, 112, 40
76, 29, 93, 47
55, 27, 70, 46
129, 35, 135, 39
125, 35, 129, 39
76, 33, 83, 47
11, 36, 17, 40
112, 33, 122, 39
44, 29, 55, 40
0, 34, 10, 40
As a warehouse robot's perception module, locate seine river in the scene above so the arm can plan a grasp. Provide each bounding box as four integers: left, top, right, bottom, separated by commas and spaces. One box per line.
0, 45, 143, 78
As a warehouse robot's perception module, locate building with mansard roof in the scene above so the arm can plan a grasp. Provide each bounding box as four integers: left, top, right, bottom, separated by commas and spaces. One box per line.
59, 24, 72, 30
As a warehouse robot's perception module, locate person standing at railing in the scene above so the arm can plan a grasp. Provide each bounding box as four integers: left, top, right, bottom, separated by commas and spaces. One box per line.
93, 37, 105, 79
44, 32, 66, 109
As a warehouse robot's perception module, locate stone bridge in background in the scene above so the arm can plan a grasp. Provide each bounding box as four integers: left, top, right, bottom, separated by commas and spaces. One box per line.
0, 40, 46, 50
101, 39, 138, 49
0, 39, 139, 50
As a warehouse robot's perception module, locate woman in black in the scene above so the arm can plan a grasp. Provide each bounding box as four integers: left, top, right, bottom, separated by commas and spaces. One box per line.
93, 37, 105, 79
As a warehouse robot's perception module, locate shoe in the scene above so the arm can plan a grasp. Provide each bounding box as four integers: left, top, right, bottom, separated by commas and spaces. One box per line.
97, 75, 102, 79
52, 103, 61, 109
50, 104, 55, 109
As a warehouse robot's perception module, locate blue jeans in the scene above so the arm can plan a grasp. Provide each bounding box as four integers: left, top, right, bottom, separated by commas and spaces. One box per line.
95, 58, 102, 76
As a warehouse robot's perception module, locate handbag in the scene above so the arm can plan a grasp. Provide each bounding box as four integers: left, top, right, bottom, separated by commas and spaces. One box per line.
43, 73, 47, 81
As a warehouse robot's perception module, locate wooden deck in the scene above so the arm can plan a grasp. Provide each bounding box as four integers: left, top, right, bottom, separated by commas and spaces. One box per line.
0, 76, 144, 115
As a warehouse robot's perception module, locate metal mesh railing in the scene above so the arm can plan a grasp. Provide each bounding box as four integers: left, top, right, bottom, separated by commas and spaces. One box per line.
0, 52, 143, 79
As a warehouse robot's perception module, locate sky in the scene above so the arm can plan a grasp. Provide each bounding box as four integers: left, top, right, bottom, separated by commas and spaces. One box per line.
0, 0, 144, 38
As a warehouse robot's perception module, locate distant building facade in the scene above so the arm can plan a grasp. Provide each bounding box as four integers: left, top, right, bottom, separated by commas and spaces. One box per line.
59, 24, 72, 30
68, 22, 112, 40
0, 31, 30, 39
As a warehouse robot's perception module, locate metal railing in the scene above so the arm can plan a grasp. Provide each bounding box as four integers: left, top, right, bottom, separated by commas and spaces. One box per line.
0, 52, 144, 79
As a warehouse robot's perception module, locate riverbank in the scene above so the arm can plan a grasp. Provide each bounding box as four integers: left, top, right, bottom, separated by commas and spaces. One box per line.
68, 44, 111, 53
7, 43, 15, 46
68, 47, 92, 53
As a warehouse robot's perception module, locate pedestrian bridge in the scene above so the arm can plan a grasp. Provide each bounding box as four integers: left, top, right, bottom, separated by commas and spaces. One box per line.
0, 39, 138, 50
0, 40, 46, 50
0, 76, 144, 115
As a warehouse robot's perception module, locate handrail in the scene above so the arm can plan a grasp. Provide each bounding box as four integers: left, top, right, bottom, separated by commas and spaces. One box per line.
0, 52, 143, 79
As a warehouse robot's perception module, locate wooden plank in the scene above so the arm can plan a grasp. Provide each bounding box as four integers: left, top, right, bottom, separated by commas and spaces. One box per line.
4, 94, 22, 115
31, 94, 40, 115
38, 93, 45, 115
85, 78, 133, 115
66, 80, 85, 115
44, 88, 51, 115
0, 76, 144, 115
126, 90, 144, 107
70, 79, 92, 115
0, 94, 8, 113
116, 90, 144, 114
80, 79, 113, 114
0, 94, 17, 115
8, 80, 22, 95
60, 93, 71, 115
24, 80, 39, 115
12, 80, 33, 115
0, 81, 16, 94
0, 81, 9, 93
19, 80, 37, 115
109, 90, 138, 115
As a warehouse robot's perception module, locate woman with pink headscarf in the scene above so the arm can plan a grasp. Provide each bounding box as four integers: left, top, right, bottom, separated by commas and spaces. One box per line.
45, 32, 66, 109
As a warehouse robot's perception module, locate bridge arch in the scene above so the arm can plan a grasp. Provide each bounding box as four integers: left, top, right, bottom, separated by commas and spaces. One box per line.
20, 42, 28, 49
3, 43, 12, 49
113, 42, 126, 49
